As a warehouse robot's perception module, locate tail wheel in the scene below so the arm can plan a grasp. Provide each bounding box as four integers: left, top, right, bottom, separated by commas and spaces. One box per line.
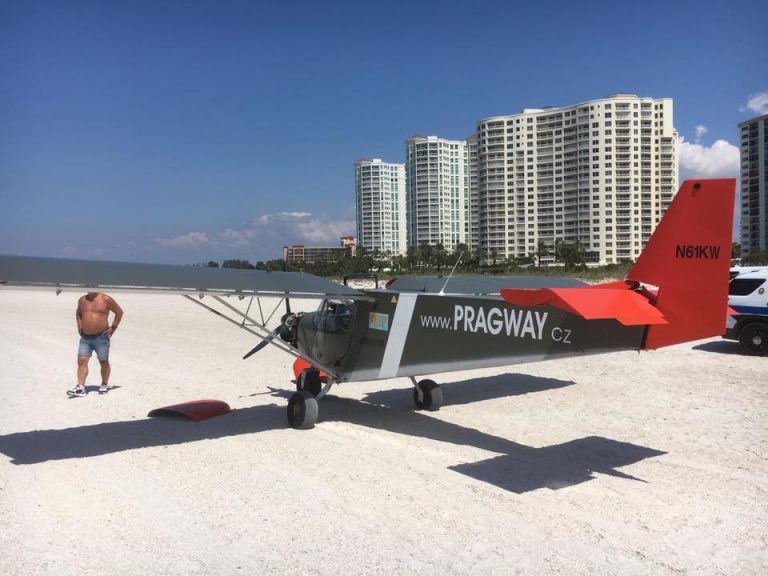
298, 368, 323, 397
287, 391, 318, 429
413, 379, 442, 411
739, 322, 768, 356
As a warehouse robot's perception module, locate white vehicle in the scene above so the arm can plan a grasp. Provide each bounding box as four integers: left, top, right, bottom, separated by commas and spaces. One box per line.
724, 267, 768, 355
729, 265, 767, 280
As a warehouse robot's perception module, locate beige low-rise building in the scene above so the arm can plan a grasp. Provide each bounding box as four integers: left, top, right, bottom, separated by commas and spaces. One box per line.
283, 236, 356, 264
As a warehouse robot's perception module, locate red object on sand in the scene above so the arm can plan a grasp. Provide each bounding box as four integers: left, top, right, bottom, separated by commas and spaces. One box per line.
148, 399, 231, 421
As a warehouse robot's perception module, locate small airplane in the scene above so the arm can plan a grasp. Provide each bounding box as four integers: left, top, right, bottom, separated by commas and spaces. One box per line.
0, 179, 735, 429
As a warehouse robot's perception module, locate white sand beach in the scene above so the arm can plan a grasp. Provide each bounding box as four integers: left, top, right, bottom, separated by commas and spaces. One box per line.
0, 288, 766, 575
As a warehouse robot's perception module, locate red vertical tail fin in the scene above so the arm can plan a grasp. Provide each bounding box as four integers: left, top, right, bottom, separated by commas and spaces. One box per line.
628, 179, 735, 349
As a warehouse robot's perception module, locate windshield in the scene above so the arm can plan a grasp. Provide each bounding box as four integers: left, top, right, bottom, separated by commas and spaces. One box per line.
314, 299, 356, 333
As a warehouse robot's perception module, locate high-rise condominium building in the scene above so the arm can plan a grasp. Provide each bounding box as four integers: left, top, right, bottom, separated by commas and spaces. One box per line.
474, 94, 678, 264
354, 158, 407, 255
466, 134, 479, 252
738, 113, 768, 255
405, 135, 469, 251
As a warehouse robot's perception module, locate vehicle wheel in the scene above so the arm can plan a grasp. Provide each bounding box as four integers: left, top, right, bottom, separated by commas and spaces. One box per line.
738, 322, 768, 356
287, 391, 318, 429
298, 368, 323, 397
413, 379, 442, 411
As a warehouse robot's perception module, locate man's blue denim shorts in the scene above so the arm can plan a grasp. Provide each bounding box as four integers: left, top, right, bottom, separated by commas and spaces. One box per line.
78, 333, 110, 361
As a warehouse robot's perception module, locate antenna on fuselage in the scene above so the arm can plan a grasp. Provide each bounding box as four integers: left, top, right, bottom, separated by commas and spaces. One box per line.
438, 251, 464, 295
283, 258, 291, 315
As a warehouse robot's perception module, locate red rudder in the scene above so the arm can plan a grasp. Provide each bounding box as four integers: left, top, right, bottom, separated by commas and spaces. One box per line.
628, 179, 735, 349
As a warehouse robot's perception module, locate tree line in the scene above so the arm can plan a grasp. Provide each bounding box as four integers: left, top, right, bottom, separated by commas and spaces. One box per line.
196, 240, 767, 282
197, 241, 626, 281
731, 244, 768, 266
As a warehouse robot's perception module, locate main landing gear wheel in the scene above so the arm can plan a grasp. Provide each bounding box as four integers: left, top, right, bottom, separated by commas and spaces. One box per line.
297, 368, 323, 397
287, 390, 318, 429
739, 322, 768, 356
413, 379, 442, 411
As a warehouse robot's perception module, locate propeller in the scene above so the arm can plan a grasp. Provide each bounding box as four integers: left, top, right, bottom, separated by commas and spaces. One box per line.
244, 261, 293, 360
242, 289, 295, 360
242, 296, 298, 361
242, 323, 291, 359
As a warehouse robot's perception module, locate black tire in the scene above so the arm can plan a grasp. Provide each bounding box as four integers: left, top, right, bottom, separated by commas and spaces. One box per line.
413, 379, 442, 411
297, 368, 323, 397
738, 322, 768, 356
287, 391, 319, 429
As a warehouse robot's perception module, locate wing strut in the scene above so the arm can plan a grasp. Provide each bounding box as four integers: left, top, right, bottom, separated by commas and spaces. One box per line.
182, 295, 341, 381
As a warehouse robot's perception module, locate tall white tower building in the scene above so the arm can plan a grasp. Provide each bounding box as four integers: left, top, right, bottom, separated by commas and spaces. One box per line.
405, 135, 469, 251
466, 133, 479, 252
739, 113, 768, 255
474, 94, 678, 264
354, 158, 407, 255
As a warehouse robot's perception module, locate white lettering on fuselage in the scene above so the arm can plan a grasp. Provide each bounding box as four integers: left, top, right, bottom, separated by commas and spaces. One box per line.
551, 326, 572, 344
452, 305, 548, 340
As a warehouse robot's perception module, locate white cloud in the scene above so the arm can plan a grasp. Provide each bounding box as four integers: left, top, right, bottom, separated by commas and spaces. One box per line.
149, 210, 355, 261
294, 218, 355, 244
220, 227, 255, 247
678, 136, 739, 179
155, 231, 214, 248
741, 91, 768, 115
694, 125, 707, 142
243, 212, 354, 246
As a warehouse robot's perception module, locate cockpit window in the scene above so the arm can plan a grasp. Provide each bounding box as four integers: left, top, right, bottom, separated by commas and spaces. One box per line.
729, 278, 765, 296
314, 299, 356, 333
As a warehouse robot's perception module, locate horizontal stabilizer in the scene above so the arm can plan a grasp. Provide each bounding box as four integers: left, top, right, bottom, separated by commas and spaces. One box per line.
500, 283, 667, 326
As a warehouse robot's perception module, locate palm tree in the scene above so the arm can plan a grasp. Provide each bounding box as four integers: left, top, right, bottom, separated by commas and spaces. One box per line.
419, 242, 434, 270
453, 243, 469, 270
406, 245, 418, 271
434, 243, 446, 272
554, 240, 586, 270
489, 247, 499, 267
532, 240, 550, 268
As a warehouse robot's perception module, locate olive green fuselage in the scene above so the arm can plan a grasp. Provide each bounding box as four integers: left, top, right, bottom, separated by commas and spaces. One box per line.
296, 290, 645, 383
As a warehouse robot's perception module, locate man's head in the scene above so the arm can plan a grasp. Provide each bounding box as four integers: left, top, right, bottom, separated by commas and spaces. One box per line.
85, 292, 100, 301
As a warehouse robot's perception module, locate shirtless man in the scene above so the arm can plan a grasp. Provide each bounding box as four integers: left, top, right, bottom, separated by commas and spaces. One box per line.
68, 292, 124, 397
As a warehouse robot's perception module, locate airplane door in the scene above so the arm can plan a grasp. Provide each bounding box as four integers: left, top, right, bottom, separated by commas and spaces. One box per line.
309, 300, 356, 367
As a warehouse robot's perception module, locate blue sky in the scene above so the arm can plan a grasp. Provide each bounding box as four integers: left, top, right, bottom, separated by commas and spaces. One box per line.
1, 0, 766, 263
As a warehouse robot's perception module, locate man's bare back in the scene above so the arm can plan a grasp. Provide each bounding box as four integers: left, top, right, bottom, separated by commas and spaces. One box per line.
77, 292, 123, 336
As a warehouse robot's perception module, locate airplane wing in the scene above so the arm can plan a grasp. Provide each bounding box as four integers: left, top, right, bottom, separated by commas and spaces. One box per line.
500, 281, 667, 326
0, 254, 367, 300
386, 274, 586, 295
